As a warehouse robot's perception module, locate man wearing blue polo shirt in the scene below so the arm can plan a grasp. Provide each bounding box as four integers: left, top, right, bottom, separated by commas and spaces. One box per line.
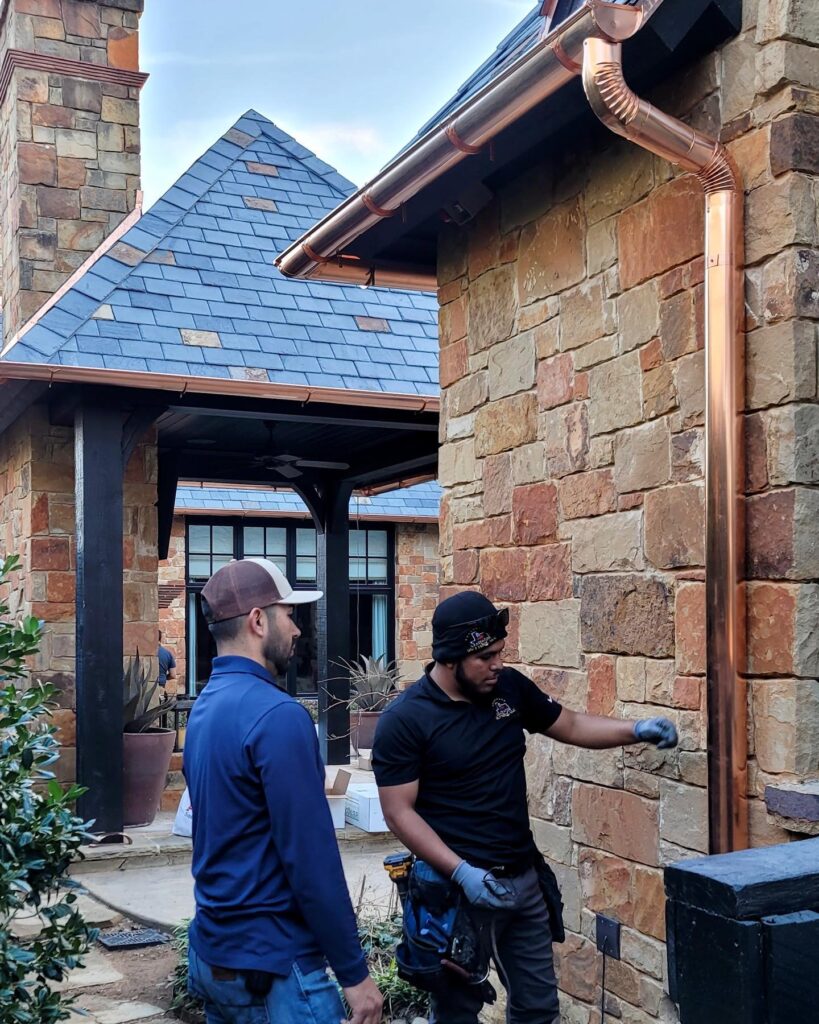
184, 557, 382, 1024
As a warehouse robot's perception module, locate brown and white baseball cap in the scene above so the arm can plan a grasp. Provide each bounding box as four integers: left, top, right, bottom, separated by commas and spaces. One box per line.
201, 558, 322, 623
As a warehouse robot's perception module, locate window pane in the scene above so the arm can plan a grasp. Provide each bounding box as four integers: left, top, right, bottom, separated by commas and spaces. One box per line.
266, 527, 287, 557
349, 532, 366, 556
271, 556, 288, 575
212, 524, 234, 554
371, 594, 388, 661
189, 525, 210, 554
367, 530, 388, 557
243, 526, 264, 555
189, 554, 211, 579
350, 557, 366, 581
368, 558, 388, 583
187, 593, 198, 695
296, 557, 317, 582
296, 528, 316, 556
211, 555, 232, 572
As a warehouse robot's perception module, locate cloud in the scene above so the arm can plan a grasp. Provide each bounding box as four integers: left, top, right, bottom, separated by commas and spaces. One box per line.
295, 122, 385, 159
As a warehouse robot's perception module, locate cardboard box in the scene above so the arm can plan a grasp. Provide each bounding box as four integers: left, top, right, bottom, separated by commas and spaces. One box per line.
345, 783, 389, 833
357, 751, 373, 772
325, 769, 351, 830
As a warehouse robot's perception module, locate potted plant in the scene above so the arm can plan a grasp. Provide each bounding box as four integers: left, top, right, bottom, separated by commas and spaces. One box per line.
123, 651, 177, 828
338, 656, 400, 753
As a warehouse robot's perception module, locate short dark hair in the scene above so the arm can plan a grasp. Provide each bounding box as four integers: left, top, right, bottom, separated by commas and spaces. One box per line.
201, 595, 244, 645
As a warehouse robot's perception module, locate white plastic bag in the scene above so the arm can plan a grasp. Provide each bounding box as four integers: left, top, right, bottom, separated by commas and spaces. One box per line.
172, 787, 193, 838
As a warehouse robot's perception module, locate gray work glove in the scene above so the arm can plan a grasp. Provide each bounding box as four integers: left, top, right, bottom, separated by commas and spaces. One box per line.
634, 717, 678, 750
451, 860, 517, 909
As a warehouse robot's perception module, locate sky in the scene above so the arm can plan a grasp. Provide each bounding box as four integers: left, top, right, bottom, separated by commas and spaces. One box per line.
139, 0, 534, 206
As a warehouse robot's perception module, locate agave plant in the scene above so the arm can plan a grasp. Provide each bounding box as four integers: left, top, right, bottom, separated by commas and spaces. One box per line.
338, 655, 400, 712
123, 650, 176, 733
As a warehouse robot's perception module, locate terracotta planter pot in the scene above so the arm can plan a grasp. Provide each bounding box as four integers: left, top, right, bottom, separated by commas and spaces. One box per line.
351, 710, 383, 752
123, 728, 176, 828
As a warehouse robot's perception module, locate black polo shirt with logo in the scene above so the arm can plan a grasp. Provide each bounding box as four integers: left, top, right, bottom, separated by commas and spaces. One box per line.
372, 668, 563, 869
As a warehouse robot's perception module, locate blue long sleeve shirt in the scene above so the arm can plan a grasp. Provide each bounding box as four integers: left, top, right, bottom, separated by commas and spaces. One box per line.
183, 655, 367, 987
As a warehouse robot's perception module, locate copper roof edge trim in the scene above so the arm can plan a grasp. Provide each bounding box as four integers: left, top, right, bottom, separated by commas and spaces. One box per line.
583, 37, 747, 855
0, 361, 439, 414
276, 0, 659, 285
1, 193, 145, 358
174, 507, 439, 524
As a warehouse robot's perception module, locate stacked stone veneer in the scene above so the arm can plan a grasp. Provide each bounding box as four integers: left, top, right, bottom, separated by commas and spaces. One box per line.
158, 517, 441, 688
437, 2, 818, 1019
0, 0, 144, 340
0, 405, 158, 785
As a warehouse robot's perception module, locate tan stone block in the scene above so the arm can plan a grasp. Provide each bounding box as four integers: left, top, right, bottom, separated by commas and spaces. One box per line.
674, 349, 705, 429
57, 157, 86, 189
558, 468, 616, 520
519, 600, 581, 668
475, 393, 537, 456
587, 216, 618, 276
617, 657, 647, 703
727, 126, 772, 192
438, 439, 478, 487
758, 41, 819, 95
559, 279, 607, 351
555, 932, 601, 1004
747, 581, 797, 676
589, 352, 642, 436
614, 419, 672, 495
719, 32, 759, 123
17, 70, 49, 103
588, 434, 614, 469
750, 678, 819, 774
621, 928, 665, 982
643, 364, 677, 419
537, 352, 573, 410
482, 452, 511, 516
572, 783, 659, 866
488, 330, 535, 400
578, 847, 635, 926
543, 402, 590, 479
760, 247, 819, 324
481, 547, 527, 603
572, 334, 618, 372
518, 197, 584, 304
644, 482, 705, 569
756, 0, 819, 43
56, 219, 104, 251
55, 128, 96, 160
101, 96, 139, 126
531, 818, 573, 865
747, 174, 818, 266
644, 660, 676, 705
618, 279, 660, 353
468, 264, 516, 353
510, 441, 545, 485
586, 138, 654, 224
62, 0, 102, 37
633, 865, 666, 940
564, 511, 644, 574
747, 320, 817, 409
18, 142, 57, 185
676, 582, 705, 675
98, 150, 139, 175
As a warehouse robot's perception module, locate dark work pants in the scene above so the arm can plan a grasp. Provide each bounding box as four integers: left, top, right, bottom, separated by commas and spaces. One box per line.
429, 867, 560, 1024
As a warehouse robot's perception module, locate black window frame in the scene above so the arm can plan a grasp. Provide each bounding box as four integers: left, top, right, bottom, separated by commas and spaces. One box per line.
183, 516, 395, 697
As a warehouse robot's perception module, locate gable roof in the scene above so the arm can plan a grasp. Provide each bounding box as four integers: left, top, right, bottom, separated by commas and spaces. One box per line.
175, 480, 442, 521
3, 111, 438, 397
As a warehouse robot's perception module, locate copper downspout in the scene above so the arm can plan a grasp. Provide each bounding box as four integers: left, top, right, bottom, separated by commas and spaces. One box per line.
276, 1, 664, 288
583, 38, 747, 854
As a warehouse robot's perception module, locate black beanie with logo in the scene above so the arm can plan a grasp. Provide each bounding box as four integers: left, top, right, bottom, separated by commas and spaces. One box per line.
431, 591, 509, 663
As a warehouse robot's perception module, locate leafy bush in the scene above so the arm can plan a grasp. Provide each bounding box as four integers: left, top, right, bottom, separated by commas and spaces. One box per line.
170, 922, 203, 1023
0, 554, 97, 1023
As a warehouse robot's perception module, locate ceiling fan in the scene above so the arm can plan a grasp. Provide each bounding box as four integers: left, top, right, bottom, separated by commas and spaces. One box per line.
249, 422, 350, 480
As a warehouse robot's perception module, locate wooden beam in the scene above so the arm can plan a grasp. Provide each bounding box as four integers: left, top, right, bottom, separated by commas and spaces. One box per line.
75, 405, 124, 835
166, 401, 438, 433
0, 379, 47, 435
122, 405, 166, 469
157, 451, 179, 562
310, 479, 354, 766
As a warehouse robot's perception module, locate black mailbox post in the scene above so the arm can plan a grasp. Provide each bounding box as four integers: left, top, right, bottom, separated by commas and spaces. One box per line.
665, 837, 819, 1023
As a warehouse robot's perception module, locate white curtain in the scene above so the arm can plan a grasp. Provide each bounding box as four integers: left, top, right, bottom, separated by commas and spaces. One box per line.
372, 594, 388, 662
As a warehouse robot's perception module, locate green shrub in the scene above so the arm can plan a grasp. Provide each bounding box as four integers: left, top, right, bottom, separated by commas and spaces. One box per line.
0, 554, 97, 1023
170, 922, 203, 1023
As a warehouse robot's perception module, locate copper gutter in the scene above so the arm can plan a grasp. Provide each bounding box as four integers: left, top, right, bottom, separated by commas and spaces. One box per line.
174, 507, 438, 524
0, 360, 439, 414
276, 0, 664, 289
582, 39, 746, 853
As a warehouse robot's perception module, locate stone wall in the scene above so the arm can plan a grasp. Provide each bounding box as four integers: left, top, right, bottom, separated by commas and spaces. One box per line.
396, 522, 440, 681
0, 0, 145, 340
0, 402, 158, 786
437, 2, 818, 1020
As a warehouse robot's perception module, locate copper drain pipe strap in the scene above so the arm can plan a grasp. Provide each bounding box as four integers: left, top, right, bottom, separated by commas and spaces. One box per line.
445, 122, 483, 155
583, 37, 747, 855
362, 193, 399, 218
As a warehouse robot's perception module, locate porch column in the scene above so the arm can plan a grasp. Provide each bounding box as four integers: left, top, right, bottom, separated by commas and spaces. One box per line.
75, 405, 124, 833
315, 480, 354, 765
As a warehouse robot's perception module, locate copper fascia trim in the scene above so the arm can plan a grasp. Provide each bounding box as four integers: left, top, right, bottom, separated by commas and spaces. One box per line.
0, 48, 148, 106
2, 194, 145, 357
276, 0, 661, 286
0, 360, 439, 414
361, 193, 399, 218
583, 38, 747, 855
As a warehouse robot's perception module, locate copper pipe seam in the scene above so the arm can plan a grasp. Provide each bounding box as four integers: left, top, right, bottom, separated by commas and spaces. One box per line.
582, 37, 747, 855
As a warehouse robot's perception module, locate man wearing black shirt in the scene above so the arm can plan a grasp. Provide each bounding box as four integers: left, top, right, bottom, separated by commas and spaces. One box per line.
373, 591, 677, 1024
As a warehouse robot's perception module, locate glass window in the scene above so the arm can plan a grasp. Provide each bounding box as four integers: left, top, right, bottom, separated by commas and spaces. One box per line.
243, 526, 264, 555
242, 525, 287, 572
349, 528, 391, 585
296, 528, 317, 582
187, 523, 236, 579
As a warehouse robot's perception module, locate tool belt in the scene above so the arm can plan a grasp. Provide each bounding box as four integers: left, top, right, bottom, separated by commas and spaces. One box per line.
532, 848, 566, 944
395, 858, 496, 1002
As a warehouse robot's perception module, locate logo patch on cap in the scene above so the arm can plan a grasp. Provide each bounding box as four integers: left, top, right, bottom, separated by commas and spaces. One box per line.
465, 629, 494, 653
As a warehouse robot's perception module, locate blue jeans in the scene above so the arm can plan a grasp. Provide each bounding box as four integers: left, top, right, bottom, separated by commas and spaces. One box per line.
188, 945, 346, 1024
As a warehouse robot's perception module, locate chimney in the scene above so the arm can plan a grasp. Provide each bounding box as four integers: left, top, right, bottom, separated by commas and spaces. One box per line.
0, 0, 146, 344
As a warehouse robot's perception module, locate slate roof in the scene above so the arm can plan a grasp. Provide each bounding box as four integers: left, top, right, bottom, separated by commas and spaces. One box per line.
175, 480, 442, 520
4, 111, 439, 396
411, 1, 631, 142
